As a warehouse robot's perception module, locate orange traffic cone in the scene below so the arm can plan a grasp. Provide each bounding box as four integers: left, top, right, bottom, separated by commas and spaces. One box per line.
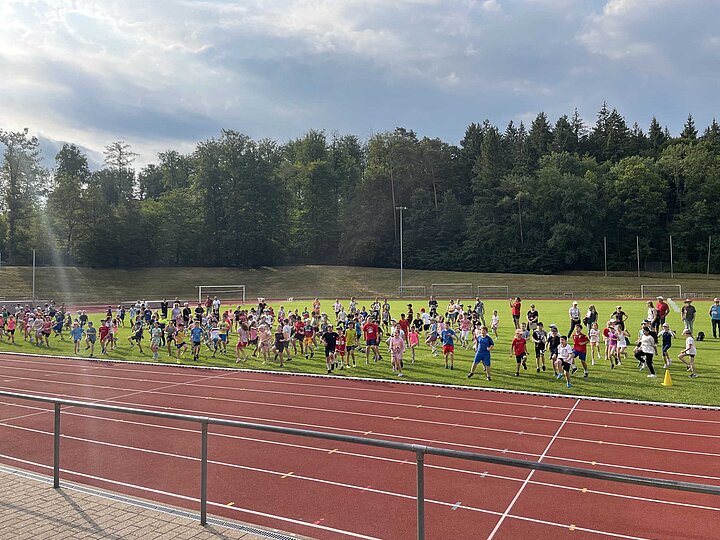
661, 369, 673, 387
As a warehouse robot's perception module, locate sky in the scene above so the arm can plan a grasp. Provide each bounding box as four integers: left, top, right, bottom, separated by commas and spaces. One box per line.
1, 0, 719, 169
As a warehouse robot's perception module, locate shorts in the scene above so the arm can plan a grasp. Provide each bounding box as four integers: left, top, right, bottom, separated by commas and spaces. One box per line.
325, 346, 336, 356
7, 329, 14, 335
88, 337, 97, 343
276, 342, 288, 351
151, 338, 161, 346
336, 347, 346, 355
366, 339, 377, 346
303, 337, 314, 346
347, 345, 356, 351
176, 341, 186, 349
73, 339, 81, 344
549, 348, 558, 358
535, 345, 545, 357
561, 361, 572, 372
192, 341, 201, 347
443, 344, 454, 354
473, 353, 491, 367
574, 350, 587, 362
423, 324, 430, 331
662, 344, 671, 353
512, 314, 520, 323
220, 334, 227, 342
236, 341, 247, 348
515, 354, 526, 364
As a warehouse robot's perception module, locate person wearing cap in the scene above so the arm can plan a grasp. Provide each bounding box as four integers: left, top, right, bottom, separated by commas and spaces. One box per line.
526, 304, 539, 331
681, 299, 696, 334
555, 335, 575, 388
709, 298, 720, 338
568, 302, 581, 337
660, 323, 675, 368
634, 326, 658, 378
678, 329, 698, 378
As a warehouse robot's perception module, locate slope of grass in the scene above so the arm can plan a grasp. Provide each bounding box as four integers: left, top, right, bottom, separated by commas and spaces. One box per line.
2, 298, 718, 406
1, 265, 720, 305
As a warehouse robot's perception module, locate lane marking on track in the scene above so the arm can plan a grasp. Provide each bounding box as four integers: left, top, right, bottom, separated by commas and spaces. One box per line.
582, 488, 588, 493
281, 472, 294, 479
0, 454, 658, 540
451, 501, 462, 510
487, 399, 581, 540
569, 524, 576, 531
313, 518, 324, 524
328, 449, 338, 455
227, 502, 235, 506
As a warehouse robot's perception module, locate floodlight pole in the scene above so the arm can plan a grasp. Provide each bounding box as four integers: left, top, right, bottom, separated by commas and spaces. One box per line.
708, 236, 712, 276
670, 235, 674, 279
396, 206, 408, 297
603, 236, 608, 277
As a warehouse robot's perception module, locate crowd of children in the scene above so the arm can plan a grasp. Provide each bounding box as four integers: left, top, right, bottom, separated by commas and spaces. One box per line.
0, 295, 703, 385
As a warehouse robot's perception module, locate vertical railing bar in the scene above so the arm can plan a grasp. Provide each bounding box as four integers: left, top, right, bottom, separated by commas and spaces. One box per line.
200, 420, 208, 525
53, 403, 61, 488
416, 448, 425, 540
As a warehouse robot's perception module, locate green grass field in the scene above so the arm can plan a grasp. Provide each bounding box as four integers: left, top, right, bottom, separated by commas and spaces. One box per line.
1, 297, 718, 406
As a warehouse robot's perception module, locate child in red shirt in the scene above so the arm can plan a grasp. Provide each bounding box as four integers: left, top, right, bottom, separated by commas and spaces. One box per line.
510, 329, 527, 376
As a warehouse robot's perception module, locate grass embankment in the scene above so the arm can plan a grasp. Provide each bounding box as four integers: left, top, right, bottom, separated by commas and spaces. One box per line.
1, 298, 718, 406
1, 265, 720, 304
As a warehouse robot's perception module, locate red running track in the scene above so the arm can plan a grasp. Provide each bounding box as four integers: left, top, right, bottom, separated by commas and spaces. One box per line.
0, 352, 719, 540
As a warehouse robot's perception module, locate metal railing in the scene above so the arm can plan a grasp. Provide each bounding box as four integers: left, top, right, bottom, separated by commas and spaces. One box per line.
2, 389, 720, 539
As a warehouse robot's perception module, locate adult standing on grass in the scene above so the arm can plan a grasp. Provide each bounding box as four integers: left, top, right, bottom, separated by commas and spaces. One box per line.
568, 301, 581, 337
634, 326, 658, 378
468, 326, 494, 380
678, 329, 698, 378
473, 297, 486, 326
645, 301, 657, 331
710, 298, 720, 338
584, 305, 598, 333
655, 296, 670, 331
611, 305, 627, 332
681, 299, 696, 334
509, 297, 521, 330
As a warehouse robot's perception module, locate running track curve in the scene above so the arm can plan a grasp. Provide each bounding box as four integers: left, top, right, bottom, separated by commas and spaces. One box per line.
0, 352, 719, 540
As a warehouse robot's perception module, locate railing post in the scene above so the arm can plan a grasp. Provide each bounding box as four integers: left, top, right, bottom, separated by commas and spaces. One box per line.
200, 420, 208, 525
416, 448, 425, 540
53, 403, 61, 488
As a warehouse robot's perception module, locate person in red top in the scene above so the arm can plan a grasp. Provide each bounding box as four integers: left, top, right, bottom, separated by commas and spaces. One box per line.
363, 318, 380, 364
398, 314, 410, 343
655, 296, 670, 332
99, 319, 110, 354
510, 329, 527, 376
509, 297, 522, 330
572, 324, 590, 377
293, 319, 305, 356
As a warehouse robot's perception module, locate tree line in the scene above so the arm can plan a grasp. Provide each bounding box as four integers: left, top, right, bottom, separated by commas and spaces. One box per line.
1, 103, 719, 273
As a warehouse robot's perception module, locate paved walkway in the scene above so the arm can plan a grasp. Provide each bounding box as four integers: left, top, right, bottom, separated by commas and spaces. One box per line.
0, 466, 299, 540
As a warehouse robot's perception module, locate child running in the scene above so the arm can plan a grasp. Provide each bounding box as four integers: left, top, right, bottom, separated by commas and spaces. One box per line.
491, 310, 499, 339
678, 329, 698, 378
660, 323, 675, 368
589, 322, 601, 365
389, 328, 406, 377
408, 327, 419, 363
70, 322, 84, 355
510, 328, 527, 376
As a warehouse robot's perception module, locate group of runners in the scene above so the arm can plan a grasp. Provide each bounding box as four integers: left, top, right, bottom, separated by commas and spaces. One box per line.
1, 295, 715, 385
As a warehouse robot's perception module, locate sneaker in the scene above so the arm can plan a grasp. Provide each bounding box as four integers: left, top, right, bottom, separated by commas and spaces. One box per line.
398, 373, 404, 377
591, 360, 596, 366
637, 362, 643, 369
647, 374, 657, 378
571, 366, 578, 374
666, 359, 672, 366
450, 365, 453, 370
639, 363, 645, 371
327, 369, 331, 374
610, 364, 615, 369
486, 376, 491, 381
567, 383, 573, 388
467, 373, 473, 378
584, 371, 588, 378
522, 361, 527, 370
514, 372, 519, 377
689, 373, 698, 378
555, 373, 563, 380
541, 366, 545, 371
536, 368, 540, 373
445, 365, 448, 369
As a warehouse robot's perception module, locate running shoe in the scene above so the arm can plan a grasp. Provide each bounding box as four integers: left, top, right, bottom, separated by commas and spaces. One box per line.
566, 383, 572, 388
647, 374, 657, 378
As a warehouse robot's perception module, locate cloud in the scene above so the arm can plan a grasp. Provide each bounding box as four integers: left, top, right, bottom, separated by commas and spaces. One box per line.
1, 0, 719, 166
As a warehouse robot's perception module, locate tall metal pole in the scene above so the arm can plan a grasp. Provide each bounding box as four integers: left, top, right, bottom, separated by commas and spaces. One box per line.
636, 236, 640, 278
396, 206, 408, 296
32, 249, 36, 302
670, 235, 674, 279
604, 236, 608, 277
708, 236, 712, 276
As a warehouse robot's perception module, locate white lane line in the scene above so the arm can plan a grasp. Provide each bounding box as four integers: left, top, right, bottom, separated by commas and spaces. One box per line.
0, 453, 657, 540
487, 399, 581, 540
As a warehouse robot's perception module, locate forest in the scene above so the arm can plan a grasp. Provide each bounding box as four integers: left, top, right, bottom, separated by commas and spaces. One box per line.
1, 103, 719, 274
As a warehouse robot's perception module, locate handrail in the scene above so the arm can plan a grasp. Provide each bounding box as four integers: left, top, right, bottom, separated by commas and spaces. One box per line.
1, 389, 719, 539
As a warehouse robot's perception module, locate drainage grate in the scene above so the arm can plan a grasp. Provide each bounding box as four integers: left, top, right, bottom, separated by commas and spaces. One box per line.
0, 465, 300, 540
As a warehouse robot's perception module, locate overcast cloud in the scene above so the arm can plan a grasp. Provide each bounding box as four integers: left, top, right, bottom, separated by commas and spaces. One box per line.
1, 0, 719, 167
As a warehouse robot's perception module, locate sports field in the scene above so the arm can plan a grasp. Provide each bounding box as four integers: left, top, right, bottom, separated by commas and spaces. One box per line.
1, 297, 718, 406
